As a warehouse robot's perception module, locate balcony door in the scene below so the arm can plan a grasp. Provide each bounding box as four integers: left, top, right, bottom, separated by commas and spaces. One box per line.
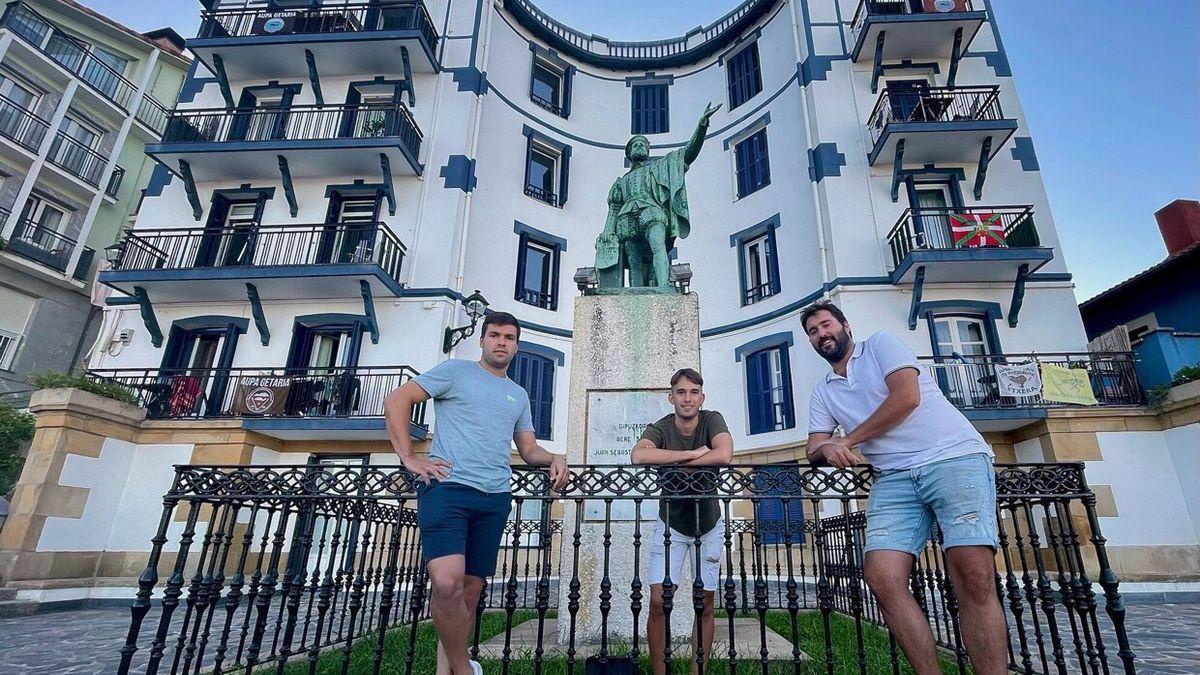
229, 86, 297, 141
317, 191, 381, 264
340, 80, 402, 139
286, 318, 365, 416
914, 184, 954, 249
887, 80, 930, 122
195, 195, 261, 268
932, 315, 995, 408
160, 321, 243, 418
13, 195, 72, 270
0, 73, 40, 141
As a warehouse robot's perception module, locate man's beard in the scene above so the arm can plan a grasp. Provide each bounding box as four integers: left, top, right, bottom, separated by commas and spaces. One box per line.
815, 331, 852, 363
481, 350, 513, 370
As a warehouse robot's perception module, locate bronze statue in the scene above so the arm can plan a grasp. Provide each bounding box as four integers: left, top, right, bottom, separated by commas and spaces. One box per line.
595, 103, 721, 288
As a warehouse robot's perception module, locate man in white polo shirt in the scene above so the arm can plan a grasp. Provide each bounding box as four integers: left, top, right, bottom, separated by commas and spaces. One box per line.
801, 300, 1006, 675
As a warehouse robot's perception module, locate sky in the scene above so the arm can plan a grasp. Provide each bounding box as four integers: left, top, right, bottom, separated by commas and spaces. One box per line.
91, 0, 1198, 301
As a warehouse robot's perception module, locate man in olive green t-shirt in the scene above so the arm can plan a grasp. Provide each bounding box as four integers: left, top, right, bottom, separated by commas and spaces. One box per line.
632, 368, 733, 675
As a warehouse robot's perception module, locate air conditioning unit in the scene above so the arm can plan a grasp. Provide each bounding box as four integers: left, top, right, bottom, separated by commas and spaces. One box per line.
116, 328, 134, 345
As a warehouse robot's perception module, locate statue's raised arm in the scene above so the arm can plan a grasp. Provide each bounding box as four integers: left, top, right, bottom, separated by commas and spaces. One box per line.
683, 102, 721, 166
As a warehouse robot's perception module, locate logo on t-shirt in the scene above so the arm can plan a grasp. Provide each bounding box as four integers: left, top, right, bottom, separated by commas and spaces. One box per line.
506, 395, 518, 405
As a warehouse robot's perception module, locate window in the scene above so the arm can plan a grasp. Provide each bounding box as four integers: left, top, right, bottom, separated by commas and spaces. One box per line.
740, 230, 780, 305
753, 466, 805, 544
734, 128, 771, 198
726, 42, 762, 110
508, 351, 555, 440
517, 238, 557, 310
912, 183, 955, 249
746, 344, 794, 434
631, 83, 669, 135
931, 315, 997, 408
525, 143, 559, 206
530, 61, 564, 115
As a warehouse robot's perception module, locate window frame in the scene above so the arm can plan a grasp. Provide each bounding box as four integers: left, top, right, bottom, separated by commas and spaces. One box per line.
514, 224, 563, 311
725, 41, 763, 111
507, 349, 557, 441
630, 82, 670, 135
521, 126, 572, 207
528, 47, 573, 119
743, 340, 796, 435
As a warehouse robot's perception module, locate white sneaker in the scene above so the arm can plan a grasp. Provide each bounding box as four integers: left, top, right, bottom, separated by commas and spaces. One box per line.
468, 660, 484, 675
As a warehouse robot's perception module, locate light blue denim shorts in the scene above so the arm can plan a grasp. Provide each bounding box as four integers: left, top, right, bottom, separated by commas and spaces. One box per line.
864, 453, 999, 555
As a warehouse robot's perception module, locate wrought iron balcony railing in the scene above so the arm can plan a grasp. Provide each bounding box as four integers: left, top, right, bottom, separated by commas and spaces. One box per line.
6, 218, 78, 272
111, 462, 1136, 674
197, 0, 439, 53
111, 221, 406, 283
517, 287, 554, 310
134, 94, 169, 135
921, 352, 1145, 410
886, 205, 1040, 267
523, 183, 557, 206
0, 93, 49, 151
47, 132, 107, 186
867, 85, 1005, 147
851, 0, 979, 40
529, 90, 563, 116
160, 102, 422, 157
86, 365, 427, 424
505, 0, 773, 68
2, 2, 137, 111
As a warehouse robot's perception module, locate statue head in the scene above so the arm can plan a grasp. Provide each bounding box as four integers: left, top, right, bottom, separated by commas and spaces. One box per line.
625, 135, 650, 163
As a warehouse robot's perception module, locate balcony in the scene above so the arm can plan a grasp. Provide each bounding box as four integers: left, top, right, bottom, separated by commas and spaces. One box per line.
887, 205, 1052, 284
5, 218, 79, 273
86, 365, 428, 440
147, 103, 423, 182
0, 93, 50, 153
867, 85, 1017, 168
850, 0, 987, 63
189, 1, 439, 81
504, 0, 776, 69
102, 221, 406, 301
113, 462, 1137, 674
921, 352, 1145, 430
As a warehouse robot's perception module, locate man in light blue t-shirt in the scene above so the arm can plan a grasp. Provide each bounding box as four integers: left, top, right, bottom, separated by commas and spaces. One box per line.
384, 312, 567, 675
802, 300, 1006, 675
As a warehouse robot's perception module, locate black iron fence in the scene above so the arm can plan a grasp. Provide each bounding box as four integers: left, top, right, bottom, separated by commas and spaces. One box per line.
198, 0, 438, 53
920, 352, 1145, 410
886, 205, 1040, 266
852, 0, 979, 37
110, 221, 406, 283
136, 95, 170, 135
85, 366, 427, 426
868, 85, 1005, 146
7, 218, 78, 272
161, 103, 422, 159
114, 462, 1136, 674
0, 93, 49, 151
47, 132, 107, 186
1, 2, 138, 110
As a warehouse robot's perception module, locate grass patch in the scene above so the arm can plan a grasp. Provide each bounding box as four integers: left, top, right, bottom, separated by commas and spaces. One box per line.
284, 609, 965, 674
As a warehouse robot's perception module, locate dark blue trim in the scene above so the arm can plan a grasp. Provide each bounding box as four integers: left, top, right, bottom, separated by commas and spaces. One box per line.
919, 300, 1003, 321
189, 29, 440, 74
243, 417, 430, 441
521, 124, 570, 153
700, 276, 889, 338
514, 220, 568, 251
213, 184, 277, 201
360, 280, 379, 344
890, 247, 1054, 285
323, 180, 385, 198
728, 213, 780, 247
450, 67, 488, 94
735, 331, 794, 362
100, 264, 405, 297
718, 28, 762, 64
176, 60, 214, 104
277, 156, 298, 217
304, 49, 323, 106
439, 155, 477, 192
867, 119, 1018, 166
625, 72, 675, 87
908, 266, 926, 330
170, 315, 249, 333
1029, 272, 1071, 282
962, 408, 1045, 423
723, 111, 771, 150
379, 153, 396, 216
850, 10, 988, 62
178, 160, 203, 221
1009, 263, 1031, 328
517, 341, 566, 367
798, 56, 841, 86
807, 143, 846, 182
245, 284, 270, 346
1010, 137, 1039, 171
294, 312, 368, 327
144, 163, 173, 197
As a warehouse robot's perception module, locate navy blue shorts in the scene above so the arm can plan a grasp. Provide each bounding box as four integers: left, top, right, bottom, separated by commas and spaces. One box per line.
416, 480, 511, 578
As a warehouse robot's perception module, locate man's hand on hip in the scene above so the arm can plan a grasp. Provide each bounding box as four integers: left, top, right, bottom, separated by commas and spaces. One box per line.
401, 454, 451, 483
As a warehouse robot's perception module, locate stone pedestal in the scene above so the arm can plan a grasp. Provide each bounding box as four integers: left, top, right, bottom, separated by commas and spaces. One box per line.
557, 291, 700, 645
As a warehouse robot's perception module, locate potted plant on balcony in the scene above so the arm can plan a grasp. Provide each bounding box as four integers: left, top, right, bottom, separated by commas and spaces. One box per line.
362, 116, 389, 138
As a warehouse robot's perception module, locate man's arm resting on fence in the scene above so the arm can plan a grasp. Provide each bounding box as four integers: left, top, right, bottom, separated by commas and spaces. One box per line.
813, 368, 921, 466
681, 431, 734, 465
631, 439, 707, 465
383, 381, 449, 482
515, 430, 569, 490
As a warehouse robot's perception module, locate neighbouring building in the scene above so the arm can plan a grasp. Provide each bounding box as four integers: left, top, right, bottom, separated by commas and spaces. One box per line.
0, 0, 190, 408
1, 0, 1196, 606
1081, 199, 1200, 390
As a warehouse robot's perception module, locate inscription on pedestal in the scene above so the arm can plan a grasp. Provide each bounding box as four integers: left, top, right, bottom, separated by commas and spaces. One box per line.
585, 389, 672, 521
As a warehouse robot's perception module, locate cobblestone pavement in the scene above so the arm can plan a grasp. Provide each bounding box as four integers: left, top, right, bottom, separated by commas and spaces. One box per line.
0, 601, 1196, 673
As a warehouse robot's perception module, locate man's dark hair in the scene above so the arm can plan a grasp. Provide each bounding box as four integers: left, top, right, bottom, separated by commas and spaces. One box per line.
800, 300, 848, 332
481, 312, 521, 341
670, 368, 704, 388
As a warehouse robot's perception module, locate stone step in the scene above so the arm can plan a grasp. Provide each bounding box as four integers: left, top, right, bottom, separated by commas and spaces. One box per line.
0, 588, 17, 601
0, 599, 39, 618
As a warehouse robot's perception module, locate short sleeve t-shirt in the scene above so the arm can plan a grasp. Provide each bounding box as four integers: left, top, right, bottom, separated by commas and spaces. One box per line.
413, 359, 534, 493
808, 331, 991, 470
640, 410, 730, 537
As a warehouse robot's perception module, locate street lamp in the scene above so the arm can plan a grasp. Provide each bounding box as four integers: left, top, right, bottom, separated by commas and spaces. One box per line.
442, 290, 489, 353
103, 242, 124, 267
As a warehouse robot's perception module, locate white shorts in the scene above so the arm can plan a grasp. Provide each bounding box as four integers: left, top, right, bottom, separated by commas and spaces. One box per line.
646, 519, 725, 591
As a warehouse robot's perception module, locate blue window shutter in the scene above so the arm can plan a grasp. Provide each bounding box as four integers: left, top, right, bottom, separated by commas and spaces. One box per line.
631, 84, 669, 134
746, 350, 771, 434
558, 146, 570, 206
778, 345, 795, 430
509, 352, 555, 439
766, 229, 781, 295
735, 140, 750, 198
549, 245, 560, 311
562, 65, 575, 118
538, 356, 555, 438
514, 232, 529, 302
727, 43, 763, 110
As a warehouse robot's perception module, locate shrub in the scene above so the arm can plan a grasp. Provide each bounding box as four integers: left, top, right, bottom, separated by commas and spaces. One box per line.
1171, 364, 1200, 387
0, 403, 35, 495
27, 371, 138, 406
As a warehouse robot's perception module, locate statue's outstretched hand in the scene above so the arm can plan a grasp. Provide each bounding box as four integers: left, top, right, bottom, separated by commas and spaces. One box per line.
701, 102, 722, 123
